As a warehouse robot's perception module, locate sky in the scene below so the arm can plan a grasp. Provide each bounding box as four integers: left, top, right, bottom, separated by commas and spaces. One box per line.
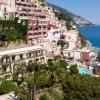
47, 0, 100, 24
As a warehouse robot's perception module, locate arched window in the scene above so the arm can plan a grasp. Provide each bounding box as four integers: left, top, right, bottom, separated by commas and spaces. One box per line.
20, 54, 23, 60
12, 55, 16, 61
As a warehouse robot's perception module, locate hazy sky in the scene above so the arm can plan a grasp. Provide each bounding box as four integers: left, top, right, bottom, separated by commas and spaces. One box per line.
47, 0, 100, 24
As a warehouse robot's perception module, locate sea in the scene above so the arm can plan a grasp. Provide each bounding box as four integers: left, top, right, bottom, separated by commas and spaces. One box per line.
78, 25, 100, 49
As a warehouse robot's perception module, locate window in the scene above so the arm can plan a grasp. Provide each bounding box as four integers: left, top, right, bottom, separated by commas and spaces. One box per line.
36, 52, 38, 56
39, 51, 43, 55
21, 0, 25, 2
20, 54, 23, 59
40, 57, 44, 63
28, 52, 31, 58
12, 55, 16, 61
35, 58, 39, 62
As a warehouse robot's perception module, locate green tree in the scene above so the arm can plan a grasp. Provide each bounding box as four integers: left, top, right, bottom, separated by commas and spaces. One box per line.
14, 86, 29, 100
70, 64, 79, 74
17, 62, 27, 76
54, 59, 68, 83
33, 62, 40, 100
47, 59, 56, 86
38, 0, 45, 2
62, 75, 100, 100
79, 33, 87, 47
57, 39, 65, 57
27, 61, 34, 74
57, 13, 67, 21
39, 94, 48, 100
0, 80, 14, 95
57, 40, 65, 49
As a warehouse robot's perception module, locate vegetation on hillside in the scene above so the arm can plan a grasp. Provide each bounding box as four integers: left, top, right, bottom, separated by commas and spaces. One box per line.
48, 3, 93, 26
79, 33, 87, 47
55, 11, 73, 31
0, 80, 14, 95
0, 58, 100, 100
0, 2, 97, 100
62, 75, 100, 100
38, 0, 45, 2
0, 18, 28, 42
0, 29, 21, 41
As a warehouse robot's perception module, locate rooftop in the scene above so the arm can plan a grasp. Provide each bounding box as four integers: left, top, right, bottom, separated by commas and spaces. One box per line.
0, 45, 43, 56
81, 52, 89, 59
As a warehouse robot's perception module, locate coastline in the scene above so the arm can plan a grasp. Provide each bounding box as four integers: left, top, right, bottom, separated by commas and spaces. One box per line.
86, 40, 100, 52
78, 25, 100, 51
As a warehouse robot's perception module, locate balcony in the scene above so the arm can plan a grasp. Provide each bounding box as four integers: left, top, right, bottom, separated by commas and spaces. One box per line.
18, 10, 27, 14
19, 16, 29, 19
33, 35, 39, 38
28, 35, 33, 39
29, 11, 34, 15
33, 29, 47, 33
20, 1, 27, 5
16, 0, 21, 4
29, 22, 32, 26
33, 30, 39, 33
28, 30, 33, 33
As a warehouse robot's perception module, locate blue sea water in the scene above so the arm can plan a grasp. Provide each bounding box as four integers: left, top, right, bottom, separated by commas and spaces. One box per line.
78, 25, 100, 48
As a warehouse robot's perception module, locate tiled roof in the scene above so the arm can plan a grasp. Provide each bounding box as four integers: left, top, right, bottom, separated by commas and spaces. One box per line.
81, 52, 89, 59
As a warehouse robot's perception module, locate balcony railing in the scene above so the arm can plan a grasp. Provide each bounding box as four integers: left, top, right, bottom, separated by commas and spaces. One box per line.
0, 43, 27, 51
28, 30, 33, 33
28, 35, 33, 39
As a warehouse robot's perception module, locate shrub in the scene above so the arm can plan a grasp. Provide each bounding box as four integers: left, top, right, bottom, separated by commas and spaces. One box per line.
39, 94, 48, 100
79, 33, 87, 47
0, 19, 28, 41
70, 64, 79, 74
0, 80, 14, 95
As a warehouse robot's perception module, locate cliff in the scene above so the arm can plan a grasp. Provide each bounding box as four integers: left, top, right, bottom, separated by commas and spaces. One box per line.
48, 3, 94, 27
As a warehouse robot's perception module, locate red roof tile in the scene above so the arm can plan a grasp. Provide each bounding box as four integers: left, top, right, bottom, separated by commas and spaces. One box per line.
81, 52, 89, 60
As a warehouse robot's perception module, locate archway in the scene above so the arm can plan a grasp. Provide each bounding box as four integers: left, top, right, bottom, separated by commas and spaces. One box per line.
0, 55, 12, 75
13, 63, 19, 73
28, 60, 34, 65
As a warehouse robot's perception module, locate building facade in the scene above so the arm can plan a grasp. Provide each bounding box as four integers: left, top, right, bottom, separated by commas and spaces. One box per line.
0, 45, 46, 77
0, 0, 16, 20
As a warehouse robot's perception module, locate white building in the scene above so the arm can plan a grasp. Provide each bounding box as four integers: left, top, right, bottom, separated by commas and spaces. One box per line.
63, 49, 81, 61
65, 30, 81, 50
0, 45, 46, 77
0, 0, 16, 20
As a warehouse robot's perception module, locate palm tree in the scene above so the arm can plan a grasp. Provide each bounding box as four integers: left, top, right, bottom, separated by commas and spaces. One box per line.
13, 61, 34, 100
27, 60, 34, 75
57, 60, 69, 82
47, 59, 58, 99
33, 61, 40, 100
14, 86, 29, 100
17, 62, 27, 76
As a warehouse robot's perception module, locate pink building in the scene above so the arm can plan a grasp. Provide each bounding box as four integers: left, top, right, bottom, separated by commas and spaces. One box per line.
28, 18, 53, 45
15, 0, 34, 19
15, 0, 68, 54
